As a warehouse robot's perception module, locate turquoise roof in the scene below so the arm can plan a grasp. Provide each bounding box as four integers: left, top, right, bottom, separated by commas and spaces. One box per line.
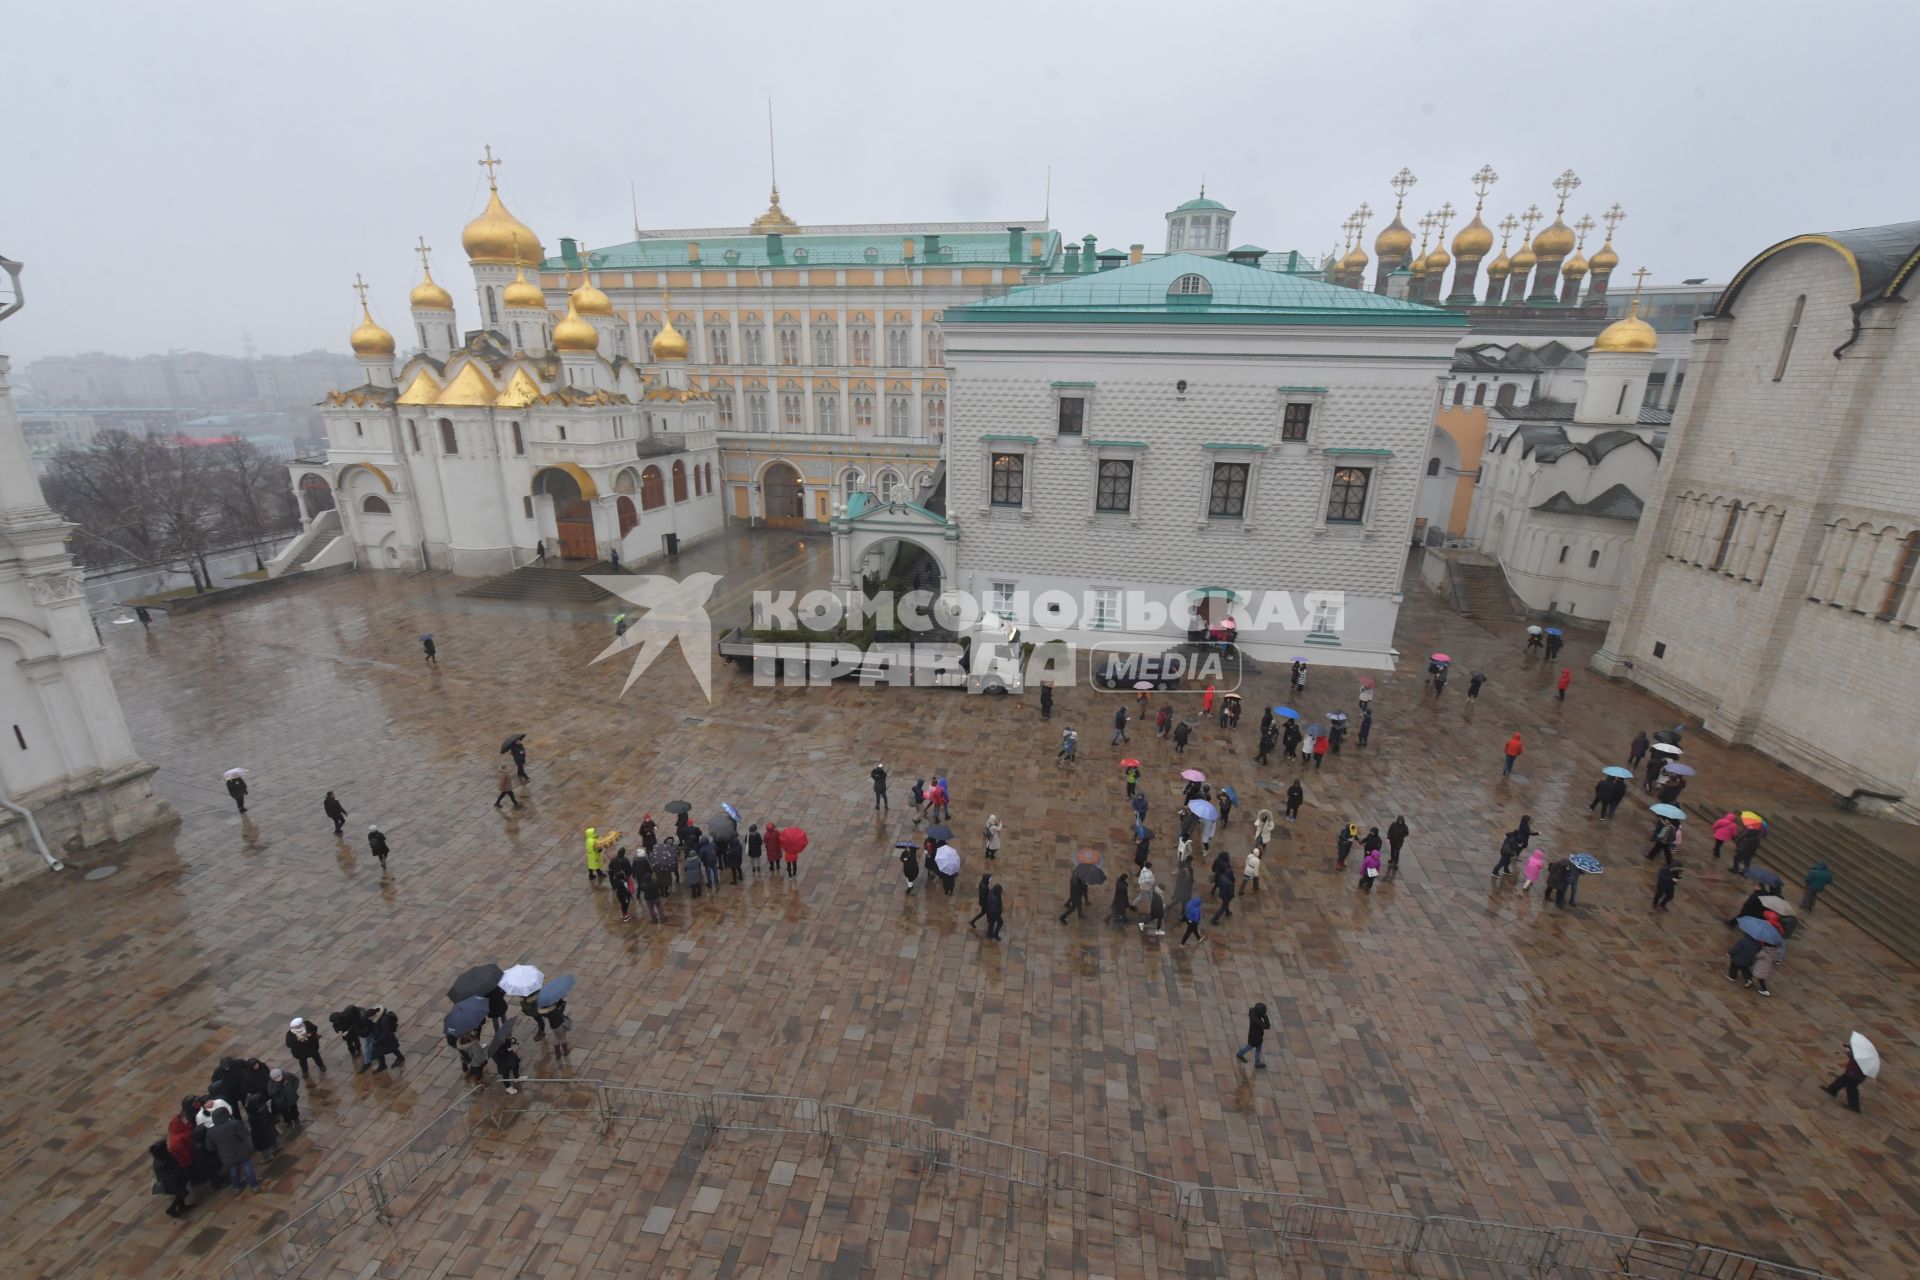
945, 253, 1466, 328
1175, 193, 1230, 212
1230, 244, 1269, 255
549, 229, 1061, 272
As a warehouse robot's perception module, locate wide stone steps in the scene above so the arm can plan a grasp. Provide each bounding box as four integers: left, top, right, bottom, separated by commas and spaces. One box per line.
458, 563, 617, 604
1685, 802, 1920, 965
284, 534, 334, 572
1455, 562, 1517, 620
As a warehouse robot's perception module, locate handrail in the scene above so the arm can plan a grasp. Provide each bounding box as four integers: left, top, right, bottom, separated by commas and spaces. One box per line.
220, 1078, 1831, 1280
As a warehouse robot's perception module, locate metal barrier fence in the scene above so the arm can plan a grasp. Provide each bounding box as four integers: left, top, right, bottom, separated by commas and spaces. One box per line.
221, 1079, 1834, 1280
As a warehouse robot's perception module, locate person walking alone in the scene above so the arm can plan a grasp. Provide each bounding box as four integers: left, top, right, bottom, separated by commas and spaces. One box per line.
984, 883, 1006, 940
1825, 1043, 1869, 1113
1285, 780, 1304, 823
1234, 1002, 1272, 1069
1467, 672, 1486, 701
1039, 683, 1053, 720
323, 790, 347, 835
1179, 894, 1205, 946
1210, 863, 1236, 925
1173, 721, 1192, 754
494, 764, 521, 810
1387, 816, 1409, 871
1502, 732, 1524, 777
421, 635, 437, 666
968, 872, 993, 927
1357, 709, 1373, 748
610, 847, 635, 921
1653, 862, 1683, 911
367, 824, 389, 873
983, 814, 1003, 861
900, 843, 922, 895
1555, 668, 1572, 702
1059, 871, 1090, 923
869, 762, 888, 811
508, 738, 530, 782
225, 773, 249, 814
1111, 705, 1129, 746
1801, 861, 1834, 912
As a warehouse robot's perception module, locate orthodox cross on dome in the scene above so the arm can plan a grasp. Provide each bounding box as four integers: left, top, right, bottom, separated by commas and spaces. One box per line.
1631, 266, 1650, 296
414, 236, 433, 273
1388, 167, 1417, 216
352, 274, 370, 307
1550, 168, 1581, 216
1603, 202, 1627, 237
1520, 204, 1543, 242
1433, 201, 1456, 243
478, 145, 503, 190
1415, 213, 1435, 257
1497, 213, 1518, 250
1469, 164, 1499, 204
1353, 201, 1372, 239
1574, 214, 1595, 250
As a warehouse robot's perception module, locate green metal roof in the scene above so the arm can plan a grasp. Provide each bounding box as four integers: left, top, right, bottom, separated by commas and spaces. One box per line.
1229, 244, 1269, 255
945, 254, 1466, 328
548, 229, 1062, 272
1175, 193, 1230, 212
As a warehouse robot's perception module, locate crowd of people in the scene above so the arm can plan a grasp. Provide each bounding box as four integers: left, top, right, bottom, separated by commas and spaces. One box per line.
148, 1031, 318, 1218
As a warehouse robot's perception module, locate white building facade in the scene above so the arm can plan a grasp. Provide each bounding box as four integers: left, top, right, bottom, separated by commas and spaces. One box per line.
939, 253, 1465, 668
1597, 220, 1920, 818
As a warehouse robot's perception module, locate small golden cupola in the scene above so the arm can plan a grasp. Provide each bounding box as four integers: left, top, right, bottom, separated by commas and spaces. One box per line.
651, 292, 689, 361
1593, 276, 1658, 352
348, 276, 395, 356
503, 266, 546, 310
749, 184, 800, 234
569, 256, 613, 317
409, 238, 453, 310
1563, 215, 1595, 281
552, 297, 599, 352
462, 146, 542, 266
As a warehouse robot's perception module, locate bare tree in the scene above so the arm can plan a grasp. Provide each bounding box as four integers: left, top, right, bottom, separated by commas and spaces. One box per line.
210, 435, 298, 568
42, 431, 251, 590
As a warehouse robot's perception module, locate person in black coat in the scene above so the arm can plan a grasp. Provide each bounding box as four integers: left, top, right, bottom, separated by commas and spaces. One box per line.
609, 848, 635, 921
1109, 873, 1132, 923
329, 1007, 365, 1066
367, 825, 390, 871
1601, 776, 1629, 820
1727, 934, 1764, 984
323, 790, 347, 834
509, 738, 529, 781
151, 1139, 191, 1218
1386, 816, 1409, 869
225, 774, 248, 814
1208, 850, 1233, 896
1628, 730, 1650, 766
968, 873, 993, 927
1726, 890, 1769, 927
1730, 828, 1763, 874
1210, 867, 1236, 924
493, 1034, 523, 1095
1285, 780, 1304, 822
1058, 874, 1089, 922
285, 1017, 327, 1078
365, 1006, 404, 1072
243, 1091, 278, 1155
1234, 1002, 1272, 1068
984, 883, 1005, 940
1039, 684, 1053, 719
900, 845, 921, 894
1653, 863, 1684, 910
1281, 721, 1302, 760
1362, 827, 1383, 861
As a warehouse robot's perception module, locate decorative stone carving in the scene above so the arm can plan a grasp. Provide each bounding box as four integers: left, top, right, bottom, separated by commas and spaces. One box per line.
27, 571, 85, 605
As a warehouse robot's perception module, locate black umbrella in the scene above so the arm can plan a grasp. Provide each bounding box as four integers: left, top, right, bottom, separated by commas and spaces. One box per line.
447, 964, 504, 1003
664, 799, 692, 815
707, 814, 738, 840
499, 734, 526, 754
486, 1016, 518, 1057
648, 844, 677, 872
443, 996, 489, 1038
1073, 863, 1109, 886
925, 823, 954, 841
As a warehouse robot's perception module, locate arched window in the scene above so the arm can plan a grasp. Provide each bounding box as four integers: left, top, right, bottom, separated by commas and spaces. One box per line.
362, 495, 391, 514
877, 469, 900, 503
447, 324, 456, 349
640, 465, 666, 511
486, 287, 499, 325
513, 323, 522, 350
705, 462, 714, 493
841, 468, 864, 499
614, 468, 638, 495
1558, 545, 1570, 564
1425, 457, 1441, 477
438, 418, 457, 455
671, 460, 688, 502
510, 421, 524, 455
694, 465, 703, 497
1170, 273, 1212, 297
407, 419, 420, 452
1496, 383, 1517, 408
1880, 531, 1920, 620
1452, 383, 1466, 406
1710, 500, 1743, 570
1473, 383, 1488, 406
1588, 548, 1601, 569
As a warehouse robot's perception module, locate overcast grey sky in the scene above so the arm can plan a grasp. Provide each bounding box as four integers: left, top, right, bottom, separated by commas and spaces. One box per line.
4, 0, 1914, 365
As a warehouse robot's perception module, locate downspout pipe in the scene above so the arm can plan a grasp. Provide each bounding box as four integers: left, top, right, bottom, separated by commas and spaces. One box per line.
0, 789, 64, 872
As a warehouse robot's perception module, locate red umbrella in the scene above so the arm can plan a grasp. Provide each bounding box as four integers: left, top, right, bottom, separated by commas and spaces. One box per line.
1357, 676, 1376, 689
1119, 758, 1141, 769
781, 827, 810, 854
1074, 847, 1103, 865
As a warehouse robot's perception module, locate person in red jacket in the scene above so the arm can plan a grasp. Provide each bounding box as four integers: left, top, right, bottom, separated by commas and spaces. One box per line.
1556, 668, 1572, 702
1312, 733, 1330, 770
1503, 733, 1524, 777
764, 822, 785, 876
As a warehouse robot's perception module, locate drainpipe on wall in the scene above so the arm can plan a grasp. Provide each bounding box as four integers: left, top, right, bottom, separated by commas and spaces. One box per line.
0, 789, 64, 872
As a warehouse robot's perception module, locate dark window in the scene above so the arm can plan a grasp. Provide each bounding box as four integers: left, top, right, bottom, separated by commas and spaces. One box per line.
353, 420, 363, 437
511, 421, 524, 455
486, 287, 499, 325
407, 420, 420, 452
1326, 467, 1371, 523
1710, 501, 1742, 570
1425, 457, 1441, 477
1773, 294, 1805, 381
641, 466, 666, 511
438, 419, 456, 455
1057, 397, 1084, 435
1615, 385, 1628, 415
362, 495, 390, 514
672, 461, 688, 502
1496, 383, 1517, 408
1095, 459, 1133, 512
1558, 545, 1569, 563
1282, 403, 1312, 441
557, 424, 566, 442
1452, 383, 1466, 406
1879, 531, 1920, 620
990, 453, 1025, 506
1652, 641, 1667, 658
1473, 383, 1488, 406
1208, 462, 1248, 518
1588, 549, 1601, 568
523, 496, 534, 518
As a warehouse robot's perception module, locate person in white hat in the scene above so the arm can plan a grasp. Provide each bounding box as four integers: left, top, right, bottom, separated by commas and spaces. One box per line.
284, 1016, 326, 1079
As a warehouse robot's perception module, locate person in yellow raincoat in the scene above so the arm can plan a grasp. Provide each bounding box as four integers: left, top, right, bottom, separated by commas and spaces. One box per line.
585, 827, 606, 885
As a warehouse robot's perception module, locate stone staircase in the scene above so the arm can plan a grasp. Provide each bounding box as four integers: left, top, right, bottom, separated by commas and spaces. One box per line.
458, 562, 618, 604
1686, 802, 1920, 966
283, 536, 335, 573
1454, 559, 1519, 621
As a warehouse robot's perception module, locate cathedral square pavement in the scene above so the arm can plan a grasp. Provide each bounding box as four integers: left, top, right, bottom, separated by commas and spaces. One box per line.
1, 537, 1913, 1279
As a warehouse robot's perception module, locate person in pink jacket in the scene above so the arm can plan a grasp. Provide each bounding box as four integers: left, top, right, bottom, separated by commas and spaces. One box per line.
1711, 813, 1741, 860
1521, 848, 1547, 892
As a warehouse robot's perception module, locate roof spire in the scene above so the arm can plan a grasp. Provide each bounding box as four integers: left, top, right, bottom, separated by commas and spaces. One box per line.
767, 98, 779, 203
478, 144, 502, 191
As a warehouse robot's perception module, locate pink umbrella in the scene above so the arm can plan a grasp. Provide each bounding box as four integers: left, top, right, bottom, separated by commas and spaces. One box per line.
1180, 769, 1206, 782
1358, 676, 1376, 689
1431, 653, 1450, 663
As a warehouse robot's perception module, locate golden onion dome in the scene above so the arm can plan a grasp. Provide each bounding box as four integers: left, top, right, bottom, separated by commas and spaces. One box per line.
1424, 246, 1451, 274
1532, 216, 1575, 259
503, 266, 546, 310
409, 267, 453, 311
1510, 239, 1539, 272
1452, 214, 1494, 258
462, 187, 541, 265
350, 304, 395, 357
1340, 245, 1369, 276
651, 312, 689, 361
1593, 300, 1658, 353
552, 299, 599, 352
1563, 250, 1590, 280
570, 266, 613, 318
1589, 238, 1620, 272
1375, 216, 1414, 260
1486, 248, 1513, 279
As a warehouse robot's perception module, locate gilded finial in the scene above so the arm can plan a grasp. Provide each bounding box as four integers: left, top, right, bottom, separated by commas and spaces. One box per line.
478, 144, 502, 190
1415, 213, 1435, 258
1389, 167, 1418, 218
1434, 201, 1456, 243
1521, 204, 1543, 241
1631, 266, 1650, 297
1470, 164, 1499, 205
1550, 168, 1581, 216
1574, 215, 1595, 251
1603, 203, 1627, 237
414, 237, 433, 274
1497, 213, 1518, 251
352, 274, 370, 309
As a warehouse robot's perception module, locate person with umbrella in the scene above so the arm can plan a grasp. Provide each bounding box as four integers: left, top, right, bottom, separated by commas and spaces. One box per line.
1545, 629, 1563, 661
1727, 930, 1765, 986
779, 824, 805, 878
1731, 823, 1764, 875
1524, 625, 1545, 655
609, 846, 635, 921
323, 790, 348, 836
1285, 779, 1305, 823
1059, 867, 1091, 923
1646, 810, 1684, 864
1235, 1003, 1272, 1069
1801, 861, 1835, 912
933, 843, 961, 895
1750, 934, 1780, 996
1357, 678, 1375, 713
1825, 1036, 1875, 1113
1387, 815, 1409, 871
285, 1017, 327, 1079
224, 769, 249, 814
1218, 785, 1236, 828
1327, 713, 1347, 754
1655, 772, 1688, 806
1653, 862, 1684, 911
495, 763, 522, 811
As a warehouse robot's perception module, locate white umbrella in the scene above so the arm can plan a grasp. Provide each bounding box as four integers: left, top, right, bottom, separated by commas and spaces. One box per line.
223, 767, 249, 780
500, 964, 545, 998
934, 844, 960, 876
1851, 1032, 1881, 1079
1652, 743, 1683, 756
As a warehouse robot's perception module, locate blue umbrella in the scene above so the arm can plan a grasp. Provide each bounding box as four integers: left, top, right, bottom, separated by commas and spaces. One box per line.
925, 823, 954, 842
1568, 853, 1603, 875
536, 975, 575, 1006
443, 996, 488, 1038
1602, 766, 1633, 779
1545, 627, 1563, 636
1271, 706, 1300, 719
1661, 763, 1697, 777
1650, 803, 1687, 820
1187, 799, 1219, 821
1305, 723, 1325, 736
721, 802, 741, 822
1742, 864, 1784, 886
1736, 917, 1783, 946
1220, 785, 1238, 804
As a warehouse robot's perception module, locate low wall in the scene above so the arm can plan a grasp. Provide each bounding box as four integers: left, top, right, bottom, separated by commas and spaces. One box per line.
150, 563, 355, 616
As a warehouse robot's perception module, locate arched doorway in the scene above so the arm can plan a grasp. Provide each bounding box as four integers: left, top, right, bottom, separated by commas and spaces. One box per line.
298, 473, 335, 519
762, 461, 805, 529
535, 466, 597, 560
616, 496, 639, 538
